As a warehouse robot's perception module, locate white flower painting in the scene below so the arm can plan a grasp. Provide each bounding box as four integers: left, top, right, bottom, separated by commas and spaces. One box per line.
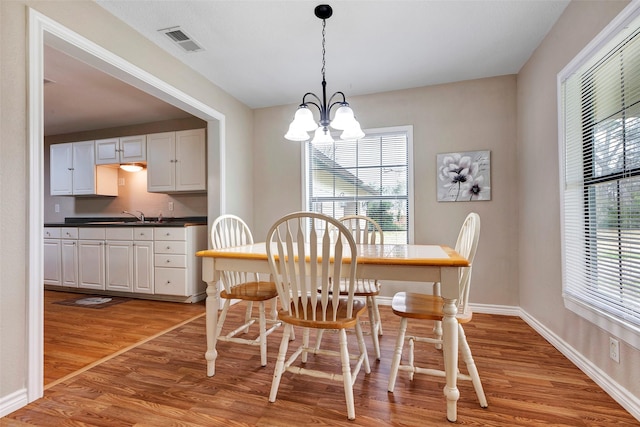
437, 150, 491, 202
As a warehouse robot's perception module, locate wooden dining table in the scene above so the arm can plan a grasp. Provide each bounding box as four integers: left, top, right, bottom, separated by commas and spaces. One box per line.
196, 243, 469, 422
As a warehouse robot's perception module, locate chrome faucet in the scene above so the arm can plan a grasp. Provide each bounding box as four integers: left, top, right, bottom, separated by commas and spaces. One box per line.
122, 210, 145, 222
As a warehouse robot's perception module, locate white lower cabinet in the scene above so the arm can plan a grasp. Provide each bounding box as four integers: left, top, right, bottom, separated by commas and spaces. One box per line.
78, 228, 106, 290
154, 225, 206, 297
44, 227, 78, 288
46, 224, 204, 301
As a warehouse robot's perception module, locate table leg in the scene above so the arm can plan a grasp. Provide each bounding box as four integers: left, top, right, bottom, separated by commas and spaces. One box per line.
440, 267, 460, 422
202, 257, 220, 377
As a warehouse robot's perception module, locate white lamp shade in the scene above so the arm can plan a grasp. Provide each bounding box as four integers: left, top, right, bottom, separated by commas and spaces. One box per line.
330, 105, 355, 130
340, 120, 365, 140
284, 122, 311, 141
311, 127, 334, 143
292, 106, 318, 132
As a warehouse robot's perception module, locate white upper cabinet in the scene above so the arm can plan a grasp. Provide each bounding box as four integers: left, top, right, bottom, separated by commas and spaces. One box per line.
50, 141, 118, 196
95, 135, 146, 165
147, 129, 206, 193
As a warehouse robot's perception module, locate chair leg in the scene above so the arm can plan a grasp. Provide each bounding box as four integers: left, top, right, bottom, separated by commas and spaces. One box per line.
372, 295, 383, 336
216, 299, 231, 338
269, 323, 293, 403
339, 328, 356, 420
314, 329, 324, 352
355, 319, 371, 374
366, 296, 381, 360
302, 328, 310, 363
432, 282, 442, 350
388, 317, 408, 392
258, 301, 267, 367
243, 301, 253, 334
458, 324, 488, 408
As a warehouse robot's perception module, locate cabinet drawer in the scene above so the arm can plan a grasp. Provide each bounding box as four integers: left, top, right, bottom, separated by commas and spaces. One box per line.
154, 254, 187, 268
154, 267, 188, 296
44, 228, 61, 238
106, 227, 134, 240
154, 241, 186, 255
134, 228, 154, 241
79, 228, 106, 240
61, 227, 78, 239
154, 227, 186, 241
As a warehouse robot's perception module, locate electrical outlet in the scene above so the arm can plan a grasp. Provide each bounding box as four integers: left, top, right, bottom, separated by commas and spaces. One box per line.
54, 204, 60, 213
609, 337, 620, 363
168, 201, 174, 211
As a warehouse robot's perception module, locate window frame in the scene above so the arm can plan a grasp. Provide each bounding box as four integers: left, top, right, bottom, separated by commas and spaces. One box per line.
558, 2, 640, 350
301, 125, 415, 244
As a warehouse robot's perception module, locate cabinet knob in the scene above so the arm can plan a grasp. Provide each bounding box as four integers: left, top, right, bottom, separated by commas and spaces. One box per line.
166, 246, 171, 250
166, 259, 171, 263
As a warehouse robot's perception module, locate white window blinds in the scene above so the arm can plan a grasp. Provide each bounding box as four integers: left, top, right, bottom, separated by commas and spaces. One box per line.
305, 127, 411, 244
561, 13, 640, 334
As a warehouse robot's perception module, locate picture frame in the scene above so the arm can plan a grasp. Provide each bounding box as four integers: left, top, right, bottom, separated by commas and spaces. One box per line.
436, 150, 491, 202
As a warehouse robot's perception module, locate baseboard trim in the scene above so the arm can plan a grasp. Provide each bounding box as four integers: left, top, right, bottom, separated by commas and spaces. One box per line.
0, 388, 28, 418
519, 308, 640, 421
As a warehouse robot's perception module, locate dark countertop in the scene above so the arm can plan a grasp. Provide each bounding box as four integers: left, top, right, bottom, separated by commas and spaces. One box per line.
45, 216, 207, 228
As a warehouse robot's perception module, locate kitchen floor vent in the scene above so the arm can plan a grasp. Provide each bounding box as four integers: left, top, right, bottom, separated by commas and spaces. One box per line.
158, 26, 204, 53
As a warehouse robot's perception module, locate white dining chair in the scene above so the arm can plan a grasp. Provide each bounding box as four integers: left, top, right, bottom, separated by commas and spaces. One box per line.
210, 214, 281, 367
315, 214, 384, 360
266, 212, 371, 420
387, 212, 487, 409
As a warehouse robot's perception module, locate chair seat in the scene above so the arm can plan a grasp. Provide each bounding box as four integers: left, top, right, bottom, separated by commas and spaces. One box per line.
220, 281, 278, 301
391, 292, 472, 323
279, 298, 367, 329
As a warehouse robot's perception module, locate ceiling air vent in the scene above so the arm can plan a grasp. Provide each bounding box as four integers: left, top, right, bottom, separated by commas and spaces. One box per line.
158, 26, 204, 53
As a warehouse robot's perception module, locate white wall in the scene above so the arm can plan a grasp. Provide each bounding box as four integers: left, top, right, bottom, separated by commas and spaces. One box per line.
517, 0, 639, 404
0, 0, 253, 410
253, 76, 519, 306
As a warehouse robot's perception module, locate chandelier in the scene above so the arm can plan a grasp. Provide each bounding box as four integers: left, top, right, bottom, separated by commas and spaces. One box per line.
284, 4, 364, 143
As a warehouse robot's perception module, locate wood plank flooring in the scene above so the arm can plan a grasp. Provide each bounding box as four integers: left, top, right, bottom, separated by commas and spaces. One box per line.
43, 290, 205, 387
4, 293, 638, 426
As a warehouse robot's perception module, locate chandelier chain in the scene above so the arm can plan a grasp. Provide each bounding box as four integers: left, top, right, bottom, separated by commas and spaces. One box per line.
321, 19, 326, 81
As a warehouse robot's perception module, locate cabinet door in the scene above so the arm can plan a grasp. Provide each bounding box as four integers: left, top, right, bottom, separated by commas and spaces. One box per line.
120, 135, 146, 163
175, 129, 206, 192
50, 143, 73, 195
95, 138, 119, 165
43, 239, 61, 286
105, 240, 134, 292
78, 240, 105, 290
61, 239, 78, 288
72, 141, 96, 195
147, 132, 176, 192
133, 241, 154, 294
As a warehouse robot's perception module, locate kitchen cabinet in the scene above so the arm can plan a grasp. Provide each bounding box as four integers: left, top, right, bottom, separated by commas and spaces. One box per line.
147, 129, 206, 193
105, 227, 154, 294
95, 135, 146, 165
78, 228, 106, 290
50, 141, 118, 196
44, 227, 78, 288
43, 228, 61, 286
105, 228, 134, 292
154, 225, 206, 298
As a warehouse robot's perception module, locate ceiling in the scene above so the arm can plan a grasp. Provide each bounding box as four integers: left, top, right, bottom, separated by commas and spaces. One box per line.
44, 0, 570, 136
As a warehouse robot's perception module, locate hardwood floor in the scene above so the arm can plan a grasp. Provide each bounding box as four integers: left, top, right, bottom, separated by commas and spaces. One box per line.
4, 296, 638, 426
42, 290, 205, 387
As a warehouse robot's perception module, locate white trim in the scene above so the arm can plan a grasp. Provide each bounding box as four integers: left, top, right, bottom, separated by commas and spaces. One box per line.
0, 389, 28, 418
520, 308, 640, 421
557, 1, 640, 348
26, 7, 225, 406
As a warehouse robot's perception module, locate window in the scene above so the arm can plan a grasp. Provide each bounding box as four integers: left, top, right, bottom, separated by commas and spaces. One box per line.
304, 126, 413, 244
560, 7, 640, 345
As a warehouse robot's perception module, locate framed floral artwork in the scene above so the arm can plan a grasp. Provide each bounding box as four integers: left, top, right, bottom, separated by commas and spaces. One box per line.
437, 150, 491, 202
